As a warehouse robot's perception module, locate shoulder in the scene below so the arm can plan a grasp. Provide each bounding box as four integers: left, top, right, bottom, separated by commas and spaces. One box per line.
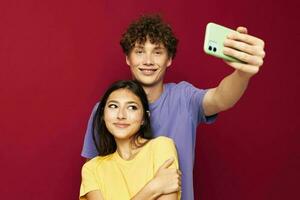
149, 137, 179, 169
165, 81, 204, 94
150, 136, 176, 148
91, 102, 100, 113
164, 81, 206, 105
82, 155, 114, 171
165, 81, 195, 89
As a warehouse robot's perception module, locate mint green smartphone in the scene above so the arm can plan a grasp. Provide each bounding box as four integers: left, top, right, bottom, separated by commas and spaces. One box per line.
204, 22, 241, 62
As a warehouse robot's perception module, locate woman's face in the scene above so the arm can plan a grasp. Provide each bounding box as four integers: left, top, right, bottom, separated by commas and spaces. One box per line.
104, 88, 144, 141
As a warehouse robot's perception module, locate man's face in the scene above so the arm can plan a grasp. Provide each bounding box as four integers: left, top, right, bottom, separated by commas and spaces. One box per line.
126, 39, 172, 87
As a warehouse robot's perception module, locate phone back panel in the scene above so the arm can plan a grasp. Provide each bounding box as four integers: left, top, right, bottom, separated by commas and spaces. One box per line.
204, 22, 240, 62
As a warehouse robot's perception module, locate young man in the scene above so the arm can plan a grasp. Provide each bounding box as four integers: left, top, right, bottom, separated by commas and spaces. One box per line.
81, 15, 265, 200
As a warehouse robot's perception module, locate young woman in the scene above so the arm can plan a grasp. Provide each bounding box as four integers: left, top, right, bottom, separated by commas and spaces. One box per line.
80, 80, 180, 200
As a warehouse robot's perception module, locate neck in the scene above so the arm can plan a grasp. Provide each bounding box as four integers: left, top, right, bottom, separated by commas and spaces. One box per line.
115, 138, 132, 160
115, 137, 147, 160
142, 83, 164, 103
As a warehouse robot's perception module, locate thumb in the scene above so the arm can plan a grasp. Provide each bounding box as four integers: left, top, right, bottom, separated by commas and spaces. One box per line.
159, 157, 175, 169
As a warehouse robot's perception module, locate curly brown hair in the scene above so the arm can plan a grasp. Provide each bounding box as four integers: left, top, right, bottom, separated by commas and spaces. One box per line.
120, 14, 179, 58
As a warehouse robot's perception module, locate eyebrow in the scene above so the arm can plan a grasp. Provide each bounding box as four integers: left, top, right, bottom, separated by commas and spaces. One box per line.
107, 100, 139, 105
126, 101, 139, 105
107, 100, 118, 103
134, 44, 166, 50
153, 46, 165, 50
134, 45, 144, 49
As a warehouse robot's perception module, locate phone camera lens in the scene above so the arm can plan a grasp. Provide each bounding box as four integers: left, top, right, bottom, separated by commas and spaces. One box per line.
208, 46, 212, 51
213, 47, 217, 52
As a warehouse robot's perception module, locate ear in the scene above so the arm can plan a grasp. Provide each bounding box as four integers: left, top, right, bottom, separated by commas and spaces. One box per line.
166, 57, 172, 68
141, 111, 150, 125
126, 55, 130, 66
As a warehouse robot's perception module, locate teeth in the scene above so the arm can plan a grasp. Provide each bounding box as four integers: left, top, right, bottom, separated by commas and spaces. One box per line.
141, 69, 156, 71
139, 68, 157, 75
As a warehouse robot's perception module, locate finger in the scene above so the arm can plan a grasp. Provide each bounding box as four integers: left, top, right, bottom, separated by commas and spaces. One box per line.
177, 169, 182, 176
224, 39, 265, 57
173, 185, 181, 192
178, 174, 181, 182
225, 61, 260, 74
236, 26, 248, 34
159, 157, 174, 169
228, 32, 265, 47
178, 179, 181, 187
223, 47, 264, 66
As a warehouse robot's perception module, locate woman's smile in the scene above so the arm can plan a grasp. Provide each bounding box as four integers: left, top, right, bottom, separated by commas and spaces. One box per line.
113, 122, 130, 128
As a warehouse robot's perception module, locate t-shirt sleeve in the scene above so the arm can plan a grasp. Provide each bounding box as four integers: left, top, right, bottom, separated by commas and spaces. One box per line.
152, 137, 179, 173
79, 161, 101, 199
152, 137, 181, 199
178, 81, 217, 124
81, 103, 100, 158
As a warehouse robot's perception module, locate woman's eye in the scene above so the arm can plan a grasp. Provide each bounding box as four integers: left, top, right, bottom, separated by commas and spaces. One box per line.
155, 51, 162, 55
128, 105, 138, 110
108, 104, 117, 108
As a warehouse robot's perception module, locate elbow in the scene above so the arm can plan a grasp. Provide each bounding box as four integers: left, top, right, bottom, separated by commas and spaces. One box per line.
217, 101, 236, 112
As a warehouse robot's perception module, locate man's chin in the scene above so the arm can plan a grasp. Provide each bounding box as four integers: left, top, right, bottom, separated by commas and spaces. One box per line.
136, 79, 161, 87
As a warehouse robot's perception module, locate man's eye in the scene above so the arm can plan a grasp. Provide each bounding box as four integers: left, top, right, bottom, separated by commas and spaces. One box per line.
108, 104, 117, 108
128, 105, 138, 110
155, 51, 162, 55
135, 50, 144, 54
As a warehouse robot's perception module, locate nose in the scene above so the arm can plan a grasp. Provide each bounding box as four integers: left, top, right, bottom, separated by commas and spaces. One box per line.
144, 53, 154, 66
117, 107, 126, 120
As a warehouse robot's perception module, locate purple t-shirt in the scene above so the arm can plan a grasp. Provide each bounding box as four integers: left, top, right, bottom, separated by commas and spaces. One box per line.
81, 81, 216, 200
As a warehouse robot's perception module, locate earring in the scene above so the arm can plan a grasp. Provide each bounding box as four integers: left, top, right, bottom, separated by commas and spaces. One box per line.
146, 110, 150, 117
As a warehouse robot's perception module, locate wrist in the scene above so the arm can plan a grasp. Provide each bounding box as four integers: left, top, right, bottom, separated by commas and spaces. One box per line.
235, 69, 253, 80
147, 179, 163, 198
131, 180, 161, 200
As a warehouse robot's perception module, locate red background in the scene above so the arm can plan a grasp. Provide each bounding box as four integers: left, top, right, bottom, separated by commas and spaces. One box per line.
1, 0, 299, 199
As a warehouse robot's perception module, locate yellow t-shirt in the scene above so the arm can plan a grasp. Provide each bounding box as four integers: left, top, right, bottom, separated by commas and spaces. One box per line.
80, 136, 180, 200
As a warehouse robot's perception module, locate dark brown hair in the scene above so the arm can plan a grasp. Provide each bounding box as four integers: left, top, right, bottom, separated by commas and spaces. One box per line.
120, 14, 179, 58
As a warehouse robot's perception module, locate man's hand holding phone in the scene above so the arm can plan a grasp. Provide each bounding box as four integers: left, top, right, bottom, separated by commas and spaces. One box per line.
223, 26, 266, 77
204, 23, 266, 77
